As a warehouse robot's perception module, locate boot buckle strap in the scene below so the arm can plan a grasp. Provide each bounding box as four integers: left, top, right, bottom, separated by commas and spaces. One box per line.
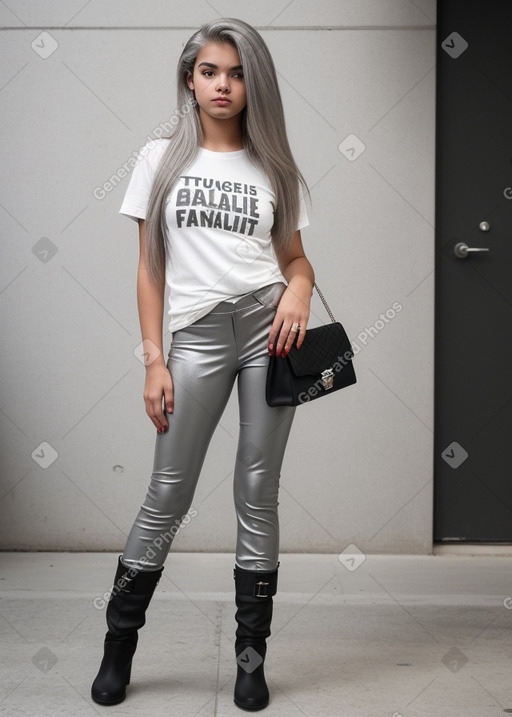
254, 580, 270, 598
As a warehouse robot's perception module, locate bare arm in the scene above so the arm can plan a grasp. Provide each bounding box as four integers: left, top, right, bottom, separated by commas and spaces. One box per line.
137, 219, 174, 432
268, 229, 315, 356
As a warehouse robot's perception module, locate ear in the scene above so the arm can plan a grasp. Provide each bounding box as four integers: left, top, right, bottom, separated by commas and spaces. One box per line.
186, 71, 194, 91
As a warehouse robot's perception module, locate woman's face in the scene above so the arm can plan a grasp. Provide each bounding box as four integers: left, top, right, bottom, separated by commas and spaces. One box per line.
187, 41, 247, 123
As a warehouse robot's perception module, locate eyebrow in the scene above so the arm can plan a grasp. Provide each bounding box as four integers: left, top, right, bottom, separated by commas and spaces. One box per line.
197, 62, 243, 71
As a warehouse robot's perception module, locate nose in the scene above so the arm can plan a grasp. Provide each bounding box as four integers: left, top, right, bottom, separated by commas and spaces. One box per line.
216, 73, 230, 93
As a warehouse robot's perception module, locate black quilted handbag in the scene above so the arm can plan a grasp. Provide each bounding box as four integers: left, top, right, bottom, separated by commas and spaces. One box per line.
265, 283, 357, 406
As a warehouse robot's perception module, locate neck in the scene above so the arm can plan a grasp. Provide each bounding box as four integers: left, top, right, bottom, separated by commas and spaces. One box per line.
199, 109, 244, 152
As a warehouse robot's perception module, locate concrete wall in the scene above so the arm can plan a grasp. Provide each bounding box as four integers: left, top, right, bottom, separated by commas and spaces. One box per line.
0, 0, 436, 554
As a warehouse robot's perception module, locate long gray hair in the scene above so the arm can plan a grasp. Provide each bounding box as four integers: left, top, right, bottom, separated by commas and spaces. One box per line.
144, 17, 310, 285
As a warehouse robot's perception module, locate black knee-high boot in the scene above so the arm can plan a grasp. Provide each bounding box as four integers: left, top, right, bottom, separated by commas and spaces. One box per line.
91, 556, 164, 705
233, 563, 279, 711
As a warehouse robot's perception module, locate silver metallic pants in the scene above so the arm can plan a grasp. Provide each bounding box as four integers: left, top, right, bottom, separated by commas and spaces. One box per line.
122, 281, 296, 573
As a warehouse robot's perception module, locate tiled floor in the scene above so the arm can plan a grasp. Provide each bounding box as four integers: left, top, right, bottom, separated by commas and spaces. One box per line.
1, 552, 511, 716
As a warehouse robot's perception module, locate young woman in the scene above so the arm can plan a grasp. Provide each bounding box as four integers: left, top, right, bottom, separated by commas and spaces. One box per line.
91, 17, 314, 711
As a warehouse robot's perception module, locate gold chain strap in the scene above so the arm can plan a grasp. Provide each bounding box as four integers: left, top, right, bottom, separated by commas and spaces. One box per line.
313, 282, 336, 323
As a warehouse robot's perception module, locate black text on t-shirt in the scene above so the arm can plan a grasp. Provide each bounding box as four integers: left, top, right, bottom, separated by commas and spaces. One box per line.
175, 175, 260, 237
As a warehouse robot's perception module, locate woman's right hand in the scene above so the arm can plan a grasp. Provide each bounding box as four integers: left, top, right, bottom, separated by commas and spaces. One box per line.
143, 362, 174, 433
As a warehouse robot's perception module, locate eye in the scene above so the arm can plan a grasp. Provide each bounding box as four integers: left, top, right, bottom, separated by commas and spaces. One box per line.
202, 70, 214, 77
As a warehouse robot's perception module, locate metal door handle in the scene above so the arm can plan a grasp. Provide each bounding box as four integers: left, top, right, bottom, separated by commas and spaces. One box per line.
454, 242, 490, 259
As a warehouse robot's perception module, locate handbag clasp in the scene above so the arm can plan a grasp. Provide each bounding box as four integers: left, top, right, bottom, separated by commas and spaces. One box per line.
320, 368, 334, 390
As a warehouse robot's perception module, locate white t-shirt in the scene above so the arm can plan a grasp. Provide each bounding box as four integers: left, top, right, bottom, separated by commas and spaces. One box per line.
119, 138, 309, 333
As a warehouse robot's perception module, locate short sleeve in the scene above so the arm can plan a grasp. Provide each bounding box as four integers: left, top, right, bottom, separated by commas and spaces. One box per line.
118, 140, 163, 222
296, 188, 310, 231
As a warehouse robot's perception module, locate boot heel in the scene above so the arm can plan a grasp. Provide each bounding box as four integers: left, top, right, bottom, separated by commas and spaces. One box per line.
91, 641, 136, 705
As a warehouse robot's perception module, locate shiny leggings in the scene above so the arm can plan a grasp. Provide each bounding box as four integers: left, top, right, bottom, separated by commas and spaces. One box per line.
121, 281, 296, 573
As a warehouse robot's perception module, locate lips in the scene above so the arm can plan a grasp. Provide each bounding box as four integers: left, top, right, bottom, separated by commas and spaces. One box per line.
213, 97, 231, 104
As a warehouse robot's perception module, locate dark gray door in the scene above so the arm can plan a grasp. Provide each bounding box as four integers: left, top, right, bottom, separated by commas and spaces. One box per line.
434, 0, 512, 541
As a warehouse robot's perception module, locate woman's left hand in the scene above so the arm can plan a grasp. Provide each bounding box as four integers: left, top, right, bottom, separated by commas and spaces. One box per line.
268, 278, 311, 356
